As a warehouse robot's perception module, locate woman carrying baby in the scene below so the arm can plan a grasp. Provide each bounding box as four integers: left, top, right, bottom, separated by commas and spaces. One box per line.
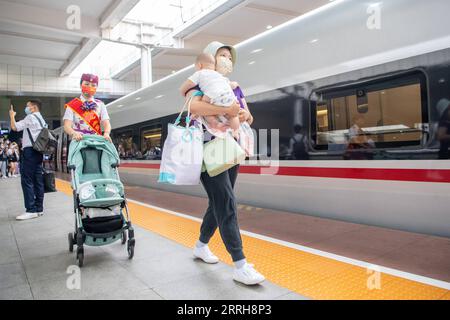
182, 41, 263, 285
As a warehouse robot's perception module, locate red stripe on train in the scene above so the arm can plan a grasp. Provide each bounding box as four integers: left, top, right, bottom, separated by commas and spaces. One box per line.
119, 163, 450, 183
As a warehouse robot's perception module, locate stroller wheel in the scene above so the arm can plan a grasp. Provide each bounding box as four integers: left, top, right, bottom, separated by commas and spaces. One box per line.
127, 239, 135, 259
77, 248, 84, 267
121, 230, 127, 245
68, 233, 74, 252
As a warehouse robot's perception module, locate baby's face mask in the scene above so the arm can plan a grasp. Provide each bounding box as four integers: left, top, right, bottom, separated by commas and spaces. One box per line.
216, 56, 233, 75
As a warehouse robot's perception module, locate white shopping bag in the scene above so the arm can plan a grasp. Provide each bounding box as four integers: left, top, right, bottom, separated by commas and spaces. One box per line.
158, 98, 204, 185
238, 121, 255, 157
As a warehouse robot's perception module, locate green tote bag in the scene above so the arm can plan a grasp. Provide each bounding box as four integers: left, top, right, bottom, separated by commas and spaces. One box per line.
203, 133, 246, 177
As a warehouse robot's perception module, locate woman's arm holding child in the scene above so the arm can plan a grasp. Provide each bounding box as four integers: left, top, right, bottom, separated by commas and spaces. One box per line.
179, 79, 197, 97
188, 91, 240, 117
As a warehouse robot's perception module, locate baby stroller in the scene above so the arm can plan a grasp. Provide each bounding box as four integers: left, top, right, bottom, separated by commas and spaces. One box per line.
67, 135, 135, 267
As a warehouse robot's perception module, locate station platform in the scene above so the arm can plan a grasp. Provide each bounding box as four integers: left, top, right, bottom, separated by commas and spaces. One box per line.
0, 177, 305, 300
1, 176, 449, 300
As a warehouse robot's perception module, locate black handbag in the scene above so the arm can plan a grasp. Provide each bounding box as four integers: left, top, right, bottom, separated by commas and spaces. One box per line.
43, 169, 56, 193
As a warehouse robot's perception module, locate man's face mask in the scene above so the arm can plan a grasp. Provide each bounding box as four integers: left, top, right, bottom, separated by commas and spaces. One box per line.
216, 56, 233, 75
81, 85, 97, 97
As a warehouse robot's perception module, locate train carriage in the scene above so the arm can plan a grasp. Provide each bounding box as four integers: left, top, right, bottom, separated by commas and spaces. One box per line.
56, 0, 450, 237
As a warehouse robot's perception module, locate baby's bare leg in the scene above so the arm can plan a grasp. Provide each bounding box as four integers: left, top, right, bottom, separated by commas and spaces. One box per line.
228, 116, 240, 131
201, 95, 216, 125
222, 114, 240, 138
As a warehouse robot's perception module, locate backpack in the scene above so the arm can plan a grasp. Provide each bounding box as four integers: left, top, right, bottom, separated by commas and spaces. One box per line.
26, 114, 58, 154
292, 135, 308, 160
0, 148, 6, 161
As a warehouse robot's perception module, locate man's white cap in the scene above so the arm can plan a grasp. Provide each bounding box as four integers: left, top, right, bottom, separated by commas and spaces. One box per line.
203, 41, 237, 65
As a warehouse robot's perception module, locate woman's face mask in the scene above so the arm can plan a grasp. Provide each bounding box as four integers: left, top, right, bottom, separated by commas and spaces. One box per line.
25, 106, 32, 115
81, 84, 97, 97
216, 56, 233, 75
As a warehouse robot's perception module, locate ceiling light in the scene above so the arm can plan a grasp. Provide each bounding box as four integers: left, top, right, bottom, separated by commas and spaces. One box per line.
266, 25, 273, 30
155, 95, 164, 99
135, 97, 141, 101
251, 49, 263, 54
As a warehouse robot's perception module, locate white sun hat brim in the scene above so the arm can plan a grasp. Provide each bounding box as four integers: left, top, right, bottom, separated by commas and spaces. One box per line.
203, 41, 237, 65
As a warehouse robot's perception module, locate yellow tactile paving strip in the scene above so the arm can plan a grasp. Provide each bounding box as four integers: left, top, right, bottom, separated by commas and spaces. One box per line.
56, 179, 450, 300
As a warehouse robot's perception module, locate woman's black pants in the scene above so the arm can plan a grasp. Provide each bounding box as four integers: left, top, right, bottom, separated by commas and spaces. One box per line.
199, 165, 245, 262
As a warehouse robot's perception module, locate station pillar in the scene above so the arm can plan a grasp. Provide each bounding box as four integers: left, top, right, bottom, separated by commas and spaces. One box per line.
141, 46, 152, 88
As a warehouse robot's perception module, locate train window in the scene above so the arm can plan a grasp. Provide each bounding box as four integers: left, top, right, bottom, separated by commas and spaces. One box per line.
140, 125, 162, 160
312, 72, 427, 151
114, 130, 135, 159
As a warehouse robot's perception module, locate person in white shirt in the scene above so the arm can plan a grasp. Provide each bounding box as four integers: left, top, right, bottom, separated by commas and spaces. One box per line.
63, 73, 111, 142
9, 100, 46, 220
0, 142, 7, 178
7, 142, 20, 177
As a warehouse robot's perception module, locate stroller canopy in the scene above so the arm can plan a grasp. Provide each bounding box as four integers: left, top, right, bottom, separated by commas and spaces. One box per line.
68, 135, 123, 207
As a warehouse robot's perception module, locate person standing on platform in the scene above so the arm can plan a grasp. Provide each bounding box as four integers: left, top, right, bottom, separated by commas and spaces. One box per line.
437, 104, 450, 159
63, 73, 112, 142
0, 141, 8, 179
9, 100, 46, 220
7, 142, 20, 177
185, 42, 264, 286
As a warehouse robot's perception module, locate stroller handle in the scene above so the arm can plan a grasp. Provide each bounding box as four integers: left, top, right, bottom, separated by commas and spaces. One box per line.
79, 134, 109, 144
69, 134, 117, 154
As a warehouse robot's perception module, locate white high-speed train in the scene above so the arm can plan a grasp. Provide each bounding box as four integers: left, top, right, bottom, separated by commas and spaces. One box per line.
59, 0, 450, 237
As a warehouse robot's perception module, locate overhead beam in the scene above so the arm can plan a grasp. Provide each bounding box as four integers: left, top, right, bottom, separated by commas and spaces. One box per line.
0, 50, 66, 63
100, 0, 140, 29
0, 30, 80, 46
0, 53, 64, 69
113, 59, 140, 80
60, 0, 140, 77
0, 0, 101, 39
111, 47, 166, 80
59, 38, 100, 76
172, 0, 250, 40
184, 33, 242, 48
244, 4, 301, 17
110, 0, 249, 81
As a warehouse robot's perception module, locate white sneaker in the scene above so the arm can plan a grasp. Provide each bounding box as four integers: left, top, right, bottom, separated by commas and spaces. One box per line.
233, 263, 265, 285
193, 245, 219, 264
16, 212, 38, 221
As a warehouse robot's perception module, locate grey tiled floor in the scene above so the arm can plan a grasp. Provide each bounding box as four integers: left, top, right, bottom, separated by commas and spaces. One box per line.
0, 178, 308, 300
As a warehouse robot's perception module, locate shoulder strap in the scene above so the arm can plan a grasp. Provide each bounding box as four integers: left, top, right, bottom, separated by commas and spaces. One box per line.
26, 128, 35, 145
31, 114, 47, 129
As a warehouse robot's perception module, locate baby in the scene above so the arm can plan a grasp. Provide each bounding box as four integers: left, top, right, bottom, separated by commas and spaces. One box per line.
180, 53, 240, 138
